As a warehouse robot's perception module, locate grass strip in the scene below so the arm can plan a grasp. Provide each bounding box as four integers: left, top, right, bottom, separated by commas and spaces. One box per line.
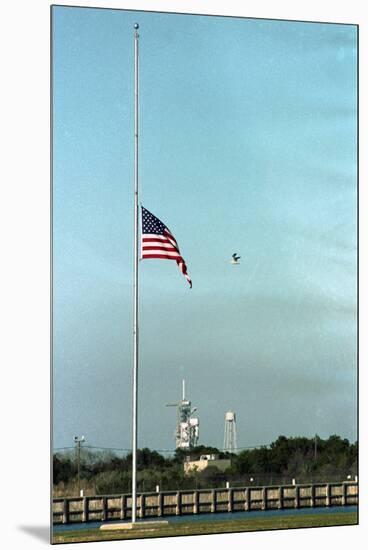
53, 511, 358, 544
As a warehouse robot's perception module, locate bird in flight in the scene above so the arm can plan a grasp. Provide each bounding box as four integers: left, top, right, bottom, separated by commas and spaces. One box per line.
231, 253, 241, 265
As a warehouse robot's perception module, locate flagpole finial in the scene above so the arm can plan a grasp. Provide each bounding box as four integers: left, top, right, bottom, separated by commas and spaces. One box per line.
134, 23, 139, 29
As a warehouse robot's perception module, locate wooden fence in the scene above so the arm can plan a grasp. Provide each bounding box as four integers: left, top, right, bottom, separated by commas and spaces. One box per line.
53, 481, 358, 524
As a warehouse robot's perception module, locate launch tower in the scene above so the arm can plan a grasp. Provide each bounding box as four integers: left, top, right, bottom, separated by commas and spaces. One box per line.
166, 380, 199, 449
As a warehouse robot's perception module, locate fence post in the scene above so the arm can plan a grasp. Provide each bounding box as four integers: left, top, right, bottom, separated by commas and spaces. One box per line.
278, 486, 283, 509
262, 487, 267, 510
176, 491, 182, 516
341, 483, 347, 506
140, 494, 145, 518
245, 488, 250, 511
193, 490, 199, 514
101, 497, 107, 521
62, 499, 69, 524
310, 485, 315, 508
157, 492, 163, 517
211, 490, 216, 513
228, 488, 233, 512
326, 484, 331, 507
120, 495, 126, 520
82, 497, 88, 522
294, 486, 300, 509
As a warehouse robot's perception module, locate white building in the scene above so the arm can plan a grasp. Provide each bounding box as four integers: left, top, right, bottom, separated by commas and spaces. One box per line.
183, 454, 231, 475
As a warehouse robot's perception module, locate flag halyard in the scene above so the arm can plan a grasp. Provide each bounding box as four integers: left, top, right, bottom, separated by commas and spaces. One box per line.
141, 206, 192, 288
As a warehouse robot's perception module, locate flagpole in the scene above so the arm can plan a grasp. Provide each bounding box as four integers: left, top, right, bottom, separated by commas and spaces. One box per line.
132, 22, 139, 524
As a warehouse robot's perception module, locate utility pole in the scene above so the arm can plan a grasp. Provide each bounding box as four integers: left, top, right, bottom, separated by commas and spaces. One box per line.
74, 435, 85, 496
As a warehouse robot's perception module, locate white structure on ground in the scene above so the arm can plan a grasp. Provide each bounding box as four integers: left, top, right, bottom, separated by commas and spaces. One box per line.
184, 454, 231, 475
223, 410, 238, 453
166, 380, 199, 449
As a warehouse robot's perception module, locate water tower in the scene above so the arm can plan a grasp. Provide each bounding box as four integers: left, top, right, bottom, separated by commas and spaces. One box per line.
223, 410, 237, 453
166, 380, 199, 449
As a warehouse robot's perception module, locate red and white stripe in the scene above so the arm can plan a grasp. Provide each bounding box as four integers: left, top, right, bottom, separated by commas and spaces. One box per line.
141, 229, 192, 288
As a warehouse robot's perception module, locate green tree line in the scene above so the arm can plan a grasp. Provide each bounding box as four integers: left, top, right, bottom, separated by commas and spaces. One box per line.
53, 435, 357, 497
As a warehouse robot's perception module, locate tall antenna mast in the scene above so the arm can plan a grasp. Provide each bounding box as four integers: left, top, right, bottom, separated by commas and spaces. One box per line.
131, 22, 139, 525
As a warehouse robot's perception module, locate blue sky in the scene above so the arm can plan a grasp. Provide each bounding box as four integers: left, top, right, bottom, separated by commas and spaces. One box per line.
52, 6, 357, 452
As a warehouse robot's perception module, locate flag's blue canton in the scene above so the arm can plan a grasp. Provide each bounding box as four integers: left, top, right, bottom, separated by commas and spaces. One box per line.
142, 207, 166, 235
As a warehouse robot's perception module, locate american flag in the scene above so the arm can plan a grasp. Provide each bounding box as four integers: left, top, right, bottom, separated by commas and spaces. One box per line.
141, 206, 192, 288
